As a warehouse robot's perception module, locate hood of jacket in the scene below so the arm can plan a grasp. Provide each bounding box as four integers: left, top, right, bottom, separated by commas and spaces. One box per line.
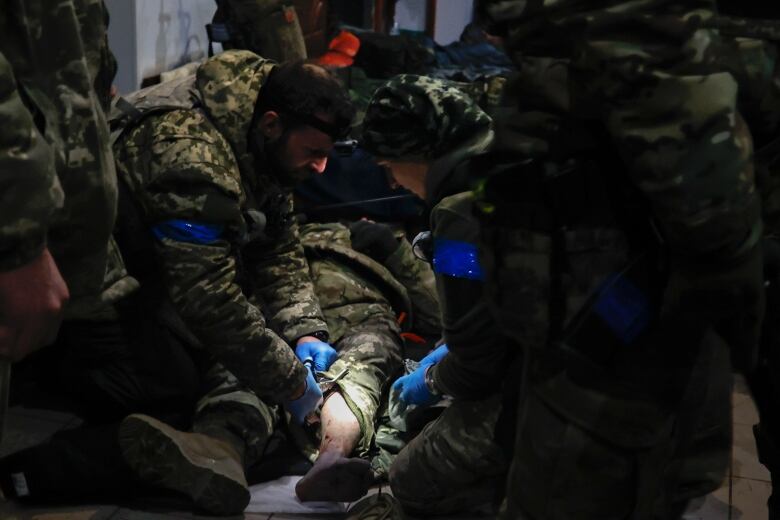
195, 50, 276, 179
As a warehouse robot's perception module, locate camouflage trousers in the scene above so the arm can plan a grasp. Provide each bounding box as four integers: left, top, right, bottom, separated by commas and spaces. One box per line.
389, 394, 509, 516
194, 362, 280, 467
202, 320, 403, 464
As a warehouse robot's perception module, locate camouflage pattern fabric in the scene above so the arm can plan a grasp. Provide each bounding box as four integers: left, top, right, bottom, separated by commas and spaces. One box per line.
214, 0, 307, 63
362, 74, 493, 161
194, 362, 279, 467
470, 2, 757, 518
75, 0, 117, 112
710, 18, 780, 235
475, 1, 763, 365
112, 50, 328, 402
708, 15, 780, 515
300, 222, 439, 457
477, 0, 760, 262
0, 1, 131, 320
188, 222, 438, 465
362, 78, 504, 399
426, 192, 514, 401
359, 68, 731, 518
361, 78, 519, 511
449, 75, 509, 112
389, 394, 507, 516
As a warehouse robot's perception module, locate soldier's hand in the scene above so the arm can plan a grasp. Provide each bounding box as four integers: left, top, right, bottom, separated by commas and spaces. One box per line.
0, 248, 69, 361
391, 364, 441, 416
284, 364, 323, 424
295, 337, 338, 372
349, 220, 399, 262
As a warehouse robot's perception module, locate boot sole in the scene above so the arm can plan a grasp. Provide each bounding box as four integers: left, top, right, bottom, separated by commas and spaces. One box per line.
119, 414, 250, 515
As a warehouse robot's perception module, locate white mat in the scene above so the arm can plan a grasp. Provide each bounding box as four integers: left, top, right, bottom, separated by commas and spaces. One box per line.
246, 475, 348, 514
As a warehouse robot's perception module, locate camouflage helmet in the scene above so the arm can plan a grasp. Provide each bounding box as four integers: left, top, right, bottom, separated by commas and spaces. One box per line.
361, 74, 491, 159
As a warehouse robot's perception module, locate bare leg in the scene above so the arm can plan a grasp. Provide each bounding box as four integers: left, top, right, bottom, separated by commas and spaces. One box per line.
295, 391, 371, 502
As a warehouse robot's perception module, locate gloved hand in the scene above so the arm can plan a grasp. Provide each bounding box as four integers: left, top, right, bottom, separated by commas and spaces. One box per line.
419, 343, 449, 367
284, 365, 323, 424
349, 220, 399, 262
391, 364, 441, 415
295, 339, 338, 372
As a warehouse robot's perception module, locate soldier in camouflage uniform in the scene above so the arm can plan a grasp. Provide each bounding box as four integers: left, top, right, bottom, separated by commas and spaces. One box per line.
359, 75, 515, 516
710, 4, 780, 517
106, 50, 354, 514
468, 1, 763, 519
76, 0, 118, 112
293, 220, 440, 501
0, 0, 128, 364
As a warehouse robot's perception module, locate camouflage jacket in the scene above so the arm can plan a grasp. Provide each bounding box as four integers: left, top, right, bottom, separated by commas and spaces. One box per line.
478, 0, 761, 265
111, 50, 327, 401
300, 222, 440, 343
710, 16, 780, 236
0, 0, 130, 320
76, 0, 117, 112
422, 120, 514, 399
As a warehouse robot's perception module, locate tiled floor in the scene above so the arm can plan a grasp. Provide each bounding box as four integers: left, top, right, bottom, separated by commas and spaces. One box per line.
0, 381, 771, 520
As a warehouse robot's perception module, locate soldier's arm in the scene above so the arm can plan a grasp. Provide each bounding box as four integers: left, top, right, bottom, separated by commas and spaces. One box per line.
0, 51, 70, 361
574, 3, 761, 261
573, 3, 764, 361
0, 51, 61, 271
119, 112, 306, 400
242, 194, 329, 344
427, 193, 508, 399
384, 237, 442, 336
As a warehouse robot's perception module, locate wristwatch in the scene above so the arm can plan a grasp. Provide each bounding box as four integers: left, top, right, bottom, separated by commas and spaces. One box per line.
424, 364, 442, 397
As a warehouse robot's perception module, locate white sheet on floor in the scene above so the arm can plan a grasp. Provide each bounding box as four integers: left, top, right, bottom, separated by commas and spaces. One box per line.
246, 475, 348, 514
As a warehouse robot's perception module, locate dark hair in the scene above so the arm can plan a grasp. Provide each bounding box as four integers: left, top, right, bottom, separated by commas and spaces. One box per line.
256, 60, 355, 140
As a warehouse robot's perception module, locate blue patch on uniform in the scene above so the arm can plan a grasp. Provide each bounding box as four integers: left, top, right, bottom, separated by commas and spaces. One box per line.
592, 274, 651, 345
151, 219, 225, 245
432, 238, 485, 281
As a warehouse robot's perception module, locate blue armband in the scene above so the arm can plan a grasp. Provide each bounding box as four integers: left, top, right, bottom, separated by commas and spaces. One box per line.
593, 274, 651, 345
432, 238, 485, 281
151, 219, 225, 245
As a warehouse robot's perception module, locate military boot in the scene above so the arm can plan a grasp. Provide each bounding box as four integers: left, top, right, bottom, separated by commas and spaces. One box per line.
754, 423, 780, 519
118, 413, 249, 515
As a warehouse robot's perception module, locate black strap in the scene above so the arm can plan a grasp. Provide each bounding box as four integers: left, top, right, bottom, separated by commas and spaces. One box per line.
206, 22, 232, 57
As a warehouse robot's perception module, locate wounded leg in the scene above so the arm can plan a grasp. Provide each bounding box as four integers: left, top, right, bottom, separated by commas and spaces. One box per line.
295, 390, 371, 502
296, 328, 402, 502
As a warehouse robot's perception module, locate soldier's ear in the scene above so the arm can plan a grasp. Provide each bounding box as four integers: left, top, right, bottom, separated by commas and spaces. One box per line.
258, 111, 283, 140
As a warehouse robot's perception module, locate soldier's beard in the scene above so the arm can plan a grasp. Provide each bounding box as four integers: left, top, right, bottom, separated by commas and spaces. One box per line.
264, 132, 312, 188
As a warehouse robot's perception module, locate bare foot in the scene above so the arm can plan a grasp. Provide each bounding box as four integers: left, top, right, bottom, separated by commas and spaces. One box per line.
295, 450, 371, 502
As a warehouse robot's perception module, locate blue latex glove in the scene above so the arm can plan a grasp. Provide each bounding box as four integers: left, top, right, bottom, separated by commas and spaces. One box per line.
391, 364, 441, 414
284, 366, 323, 424
419, 343, 449, 367
295, 340, 338, 372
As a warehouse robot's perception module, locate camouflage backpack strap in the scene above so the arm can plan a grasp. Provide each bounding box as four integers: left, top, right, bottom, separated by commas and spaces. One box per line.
207, 1, 232, 58
108, 73, 201, 146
